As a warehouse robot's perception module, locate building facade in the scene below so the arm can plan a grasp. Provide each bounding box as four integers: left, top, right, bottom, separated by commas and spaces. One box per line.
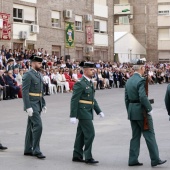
114, 0, 170, 62
0, 0, 114, 62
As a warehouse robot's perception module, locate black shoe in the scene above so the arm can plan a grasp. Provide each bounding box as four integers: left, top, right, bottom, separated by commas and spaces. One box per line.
3, 98, 8, 100
129, 162, 143, 166
24, 152, 33, 156
0, 145, 8, 150
34, 153, 46, 159
72, 157, 85, 162
152, 160, 167, 167
85, 158, 99, 164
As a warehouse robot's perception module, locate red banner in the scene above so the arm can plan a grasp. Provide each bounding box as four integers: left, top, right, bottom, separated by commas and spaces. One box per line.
0, 13, 11, 40
86, 26, 93, 44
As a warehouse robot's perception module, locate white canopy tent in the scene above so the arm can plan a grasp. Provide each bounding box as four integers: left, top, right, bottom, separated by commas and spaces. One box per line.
114, 32, 146, 63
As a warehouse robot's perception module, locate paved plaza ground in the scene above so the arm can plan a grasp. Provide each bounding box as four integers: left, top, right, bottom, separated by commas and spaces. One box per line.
0, 84, 170, 170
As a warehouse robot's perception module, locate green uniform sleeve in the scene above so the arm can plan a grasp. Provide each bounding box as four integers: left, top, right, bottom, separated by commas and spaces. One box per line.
165, 84, 170, 115
125, 84, 129, 112
94, 98, 102, 115
137, 79, 152, 112
70, 82, 83, 118
22, 72, 31, 110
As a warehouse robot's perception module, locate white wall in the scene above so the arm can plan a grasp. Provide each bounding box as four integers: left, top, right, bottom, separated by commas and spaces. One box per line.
158, 51, 170, 59
94, 34, 108, 46
158, 29, 170, 40
13, 23, 37, 41
119, 0, 129, 4
94, 4, 108, 18
94, 0, 107, 5
20, 0, 37, 3
158, 0, 170, 3
114, 33, 146, 63
158, 5, 170, 10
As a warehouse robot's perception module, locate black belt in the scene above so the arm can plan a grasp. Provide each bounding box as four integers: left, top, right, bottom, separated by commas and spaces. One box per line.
129, 100, 140, 103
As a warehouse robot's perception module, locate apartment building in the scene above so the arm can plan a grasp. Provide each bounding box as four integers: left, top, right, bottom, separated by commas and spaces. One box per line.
0, 0, 114, 61
114, 0, 170, 63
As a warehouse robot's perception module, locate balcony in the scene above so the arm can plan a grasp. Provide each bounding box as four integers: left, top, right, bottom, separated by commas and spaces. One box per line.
114, 4, 133, 15
158, 40, 170, 50
158, 16, 170, 27
114, 24, 133, 33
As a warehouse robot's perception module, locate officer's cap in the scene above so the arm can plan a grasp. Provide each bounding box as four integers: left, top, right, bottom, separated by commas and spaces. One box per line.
79, 61, 96, 68
30, 55, 43, 62
132, 58, 146, 65
7, 58, 14, 64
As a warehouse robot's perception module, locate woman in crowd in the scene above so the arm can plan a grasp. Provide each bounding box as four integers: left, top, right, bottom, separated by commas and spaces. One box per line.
56, 69, 70, 93
64, 69, 75, 91
72, 69, 78, 82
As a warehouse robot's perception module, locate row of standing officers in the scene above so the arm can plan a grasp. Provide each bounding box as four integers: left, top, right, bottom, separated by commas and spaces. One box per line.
1, 56, 170, 167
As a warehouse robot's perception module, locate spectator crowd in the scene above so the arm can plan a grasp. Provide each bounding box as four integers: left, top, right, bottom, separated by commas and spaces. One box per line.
1, 45, 170, 101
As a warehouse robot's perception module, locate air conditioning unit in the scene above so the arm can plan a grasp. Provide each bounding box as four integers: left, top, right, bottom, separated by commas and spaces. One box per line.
85, 46, 93, 53
20, 31, 28, 39
30, 24, 39, 34
84, 14, 92, 22
0, 19, 3, 29
63, 10, 72, 19
128, 15, 133, 19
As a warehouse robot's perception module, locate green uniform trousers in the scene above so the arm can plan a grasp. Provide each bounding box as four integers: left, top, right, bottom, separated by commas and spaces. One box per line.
73, 120, 95, 160
24, 111, 42, 155
129, 116, 160, 166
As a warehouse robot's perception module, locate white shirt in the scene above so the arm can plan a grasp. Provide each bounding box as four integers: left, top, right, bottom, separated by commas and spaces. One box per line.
83, 75, 91, 82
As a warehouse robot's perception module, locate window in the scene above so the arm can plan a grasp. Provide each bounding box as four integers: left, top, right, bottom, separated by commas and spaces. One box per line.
119, 16, 129, 25
94, 21, 100, 32
94, 20, 107, 33
13, 8, 23, 22
13, 4, 36, 23
51, 11, 60, 28
75, 15, 83, 31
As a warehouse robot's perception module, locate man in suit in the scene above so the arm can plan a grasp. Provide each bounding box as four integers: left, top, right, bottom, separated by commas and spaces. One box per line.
0, 142, 7, 150
22, 55, 47, 159
70, 61, 104, 164
125, 59, 166, 167
0, 70, 10, 100
5, 70, 20, 99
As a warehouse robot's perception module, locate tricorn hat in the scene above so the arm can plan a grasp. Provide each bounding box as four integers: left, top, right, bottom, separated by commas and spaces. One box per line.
79, 61, 96, 68
30, 55, 43, 62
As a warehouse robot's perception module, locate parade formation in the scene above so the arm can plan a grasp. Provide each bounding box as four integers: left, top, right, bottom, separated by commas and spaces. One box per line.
1, 0, 170, 169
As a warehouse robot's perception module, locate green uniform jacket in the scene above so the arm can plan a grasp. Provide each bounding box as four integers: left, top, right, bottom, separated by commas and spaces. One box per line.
22, 69, 46, 112
70, 76, 102, 120
165, 84, 170, 115
125, 73, 152, 120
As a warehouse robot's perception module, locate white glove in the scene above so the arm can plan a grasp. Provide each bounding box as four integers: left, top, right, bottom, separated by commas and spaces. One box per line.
99, 112, 105, 118
148, 110, 153, 116
70, 117, 77, 124
26, 108, 33, 117
42, 106, 47, 114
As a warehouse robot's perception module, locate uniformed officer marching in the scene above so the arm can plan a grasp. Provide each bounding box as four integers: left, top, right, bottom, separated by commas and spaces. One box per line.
125, 59, 166, 167
70, 61, 104, 164
22, 55, 47, 159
